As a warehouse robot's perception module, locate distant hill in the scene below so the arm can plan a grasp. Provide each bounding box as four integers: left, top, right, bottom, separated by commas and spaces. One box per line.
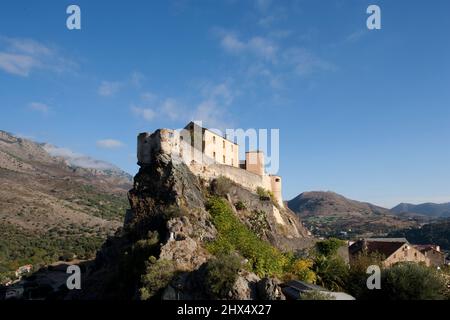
287, 191, 417, 238
0, 130, 132, 279
388, 219, 450, 250
390, 202, 450, 218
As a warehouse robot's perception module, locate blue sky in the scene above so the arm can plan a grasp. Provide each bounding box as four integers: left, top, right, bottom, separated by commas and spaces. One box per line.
1, 0, 449, 207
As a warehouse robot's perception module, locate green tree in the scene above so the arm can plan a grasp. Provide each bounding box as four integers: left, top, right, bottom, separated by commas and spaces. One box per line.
381, 262, 446, 300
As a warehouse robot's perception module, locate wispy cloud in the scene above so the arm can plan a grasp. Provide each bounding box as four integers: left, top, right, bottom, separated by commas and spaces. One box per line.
0, 53, 37, 77
220, 33, 278, 62
98, 81, 122, 97
345, 30, 368, 43
96, 139, 124, 149
130, 81, 235, 129
0, 36, 76, 77
283, 47, 336, 76
131, 105, 157, 121
43, 144, 120, 170
28, 102, 50, 114
98, 72, 145, 97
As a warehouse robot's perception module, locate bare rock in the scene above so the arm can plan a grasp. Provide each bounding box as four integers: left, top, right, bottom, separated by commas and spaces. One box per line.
257, 277, 286, 300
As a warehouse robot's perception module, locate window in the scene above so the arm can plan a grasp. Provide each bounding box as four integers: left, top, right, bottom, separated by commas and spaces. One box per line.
213, 152, 216, 160
213, 136, 216, 144
223, 140, 226, 148
275, 178, 280, 182
223, 155, 226, 163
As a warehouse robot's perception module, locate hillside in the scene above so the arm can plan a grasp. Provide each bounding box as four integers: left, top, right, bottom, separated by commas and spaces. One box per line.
391, 202, 450, 218
388, 218, 450, 250
0, 131, 132, 280
287, 191, 417, 238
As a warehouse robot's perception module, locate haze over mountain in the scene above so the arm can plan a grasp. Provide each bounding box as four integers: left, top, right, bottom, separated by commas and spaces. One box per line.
0, 130, 132, 275
287, 191, 416, 238
390, 202, 450, 218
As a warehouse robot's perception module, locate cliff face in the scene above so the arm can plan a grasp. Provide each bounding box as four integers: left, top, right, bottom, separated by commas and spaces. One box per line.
75, 138, 313, 300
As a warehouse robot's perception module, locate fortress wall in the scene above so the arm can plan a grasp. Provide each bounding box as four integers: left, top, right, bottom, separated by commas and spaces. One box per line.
138, 129, 283, 207
190, 162, 272, 194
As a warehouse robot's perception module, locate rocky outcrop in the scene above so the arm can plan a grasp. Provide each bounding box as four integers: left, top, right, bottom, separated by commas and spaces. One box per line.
72, 129, 313, 300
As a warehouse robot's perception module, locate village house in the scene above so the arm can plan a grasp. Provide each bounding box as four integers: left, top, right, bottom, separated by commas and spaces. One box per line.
348, 238, 432, 267
413, 244, 445, 267
137, 121, 284, 207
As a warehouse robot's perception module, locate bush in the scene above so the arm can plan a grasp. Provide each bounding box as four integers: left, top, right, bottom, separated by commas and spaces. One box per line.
205, 197, 287, 277
315, 238, 344, 257
256, 187, 273, 201
234, 201, 246, 211
284, 258, 317, 283
210, 176, 234, 197
139, 257, 176, 300
344, 252, 384, 299
205, 253, 242, 298
313, 255, 348, 291
381, 262, 446, 300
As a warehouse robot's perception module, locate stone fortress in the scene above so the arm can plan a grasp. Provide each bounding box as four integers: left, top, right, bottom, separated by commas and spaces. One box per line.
137, 121, 284, 207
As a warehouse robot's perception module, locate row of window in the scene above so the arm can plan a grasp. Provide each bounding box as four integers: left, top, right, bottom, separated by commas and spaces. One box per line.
212, 136, 234, 151
212, 152, 234, 166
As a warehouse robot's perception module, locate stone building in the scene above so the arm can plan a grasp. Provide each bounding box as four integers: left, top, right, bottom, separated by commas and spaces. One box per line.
348, 238, 431, 267
137, 122, 284, 207
413, 244, 445, 267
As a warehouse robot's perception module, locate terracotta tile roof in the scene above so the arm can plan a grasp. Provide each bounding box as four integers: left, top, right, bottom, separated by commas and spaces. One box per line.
349, 238, 408, 258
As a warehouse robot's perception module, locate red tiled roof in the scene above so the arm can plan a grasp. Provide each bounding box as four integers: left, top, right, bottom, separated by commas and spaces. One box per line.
349, 238, 407, 258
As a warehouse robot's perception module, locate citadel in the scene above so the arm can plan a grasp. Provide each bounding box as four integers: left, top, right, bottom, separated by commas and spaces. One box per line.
137, 121, 284, 207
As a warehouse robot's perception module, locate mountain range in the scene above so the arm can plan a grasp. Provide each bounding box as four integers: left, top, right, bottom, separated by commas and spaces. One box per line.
287, 191, 417, 238
0, 130, 132, 276
390, 202, 450, 218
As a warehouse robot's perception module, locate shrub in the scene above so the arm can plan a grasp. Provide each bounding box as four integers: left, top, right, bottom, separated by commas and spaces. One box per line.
234, 201, 246, 211
205, 197, 286, 277
285, 258, 317, 283
344, 252, 384, 299
300, 290, 336, 300
210, 176, 233, 197
313, 255, 348, 291
248, 210, 270, 238
256, 187, 273, 201
381, 262, 446, 300
139, 257, 175, 300
315, 238, 344, 257
205, 253, 242, 298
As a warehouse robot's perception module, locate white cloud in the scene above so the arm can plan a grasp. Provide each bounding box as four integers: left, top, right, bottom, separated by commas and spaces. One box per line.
98, 81, 122, 97
129, 82, 235, 129
28, 102, 49, 114
283, 48, 336, 76
221, 34, 246, 53
0, 53, 37, 77
131, 105, 156, 121
0, 36, 75, 77
220, 33, 277, 61
141, 92, 157, 103
43, 144, 119, 170
96, 139, 124, 149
